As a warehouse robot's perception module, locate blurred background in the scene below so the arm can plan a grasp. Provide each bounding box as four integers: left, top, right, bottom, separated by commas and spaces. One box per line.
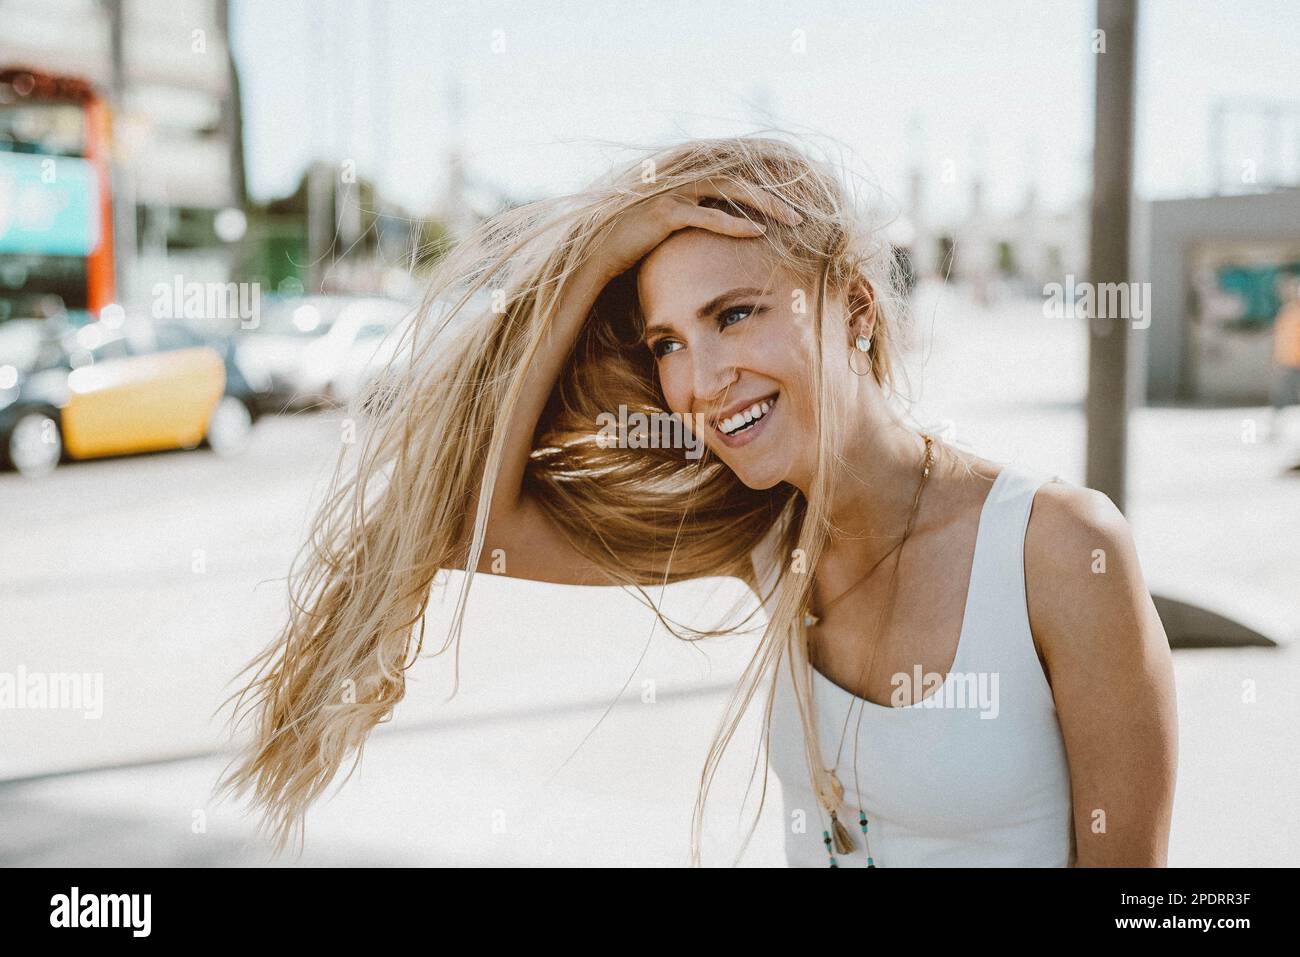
0, 0, 1297, 866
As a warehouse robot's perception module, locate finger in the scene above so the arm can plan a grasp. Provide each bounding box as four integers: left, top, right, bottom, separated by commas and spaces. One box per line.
694, 176, 803, 228
671, 202, 768, 238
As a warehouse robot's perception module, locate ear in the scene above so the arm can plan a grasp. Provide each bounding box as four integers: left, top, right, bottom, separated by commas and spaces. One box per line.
843, 276, 878, 341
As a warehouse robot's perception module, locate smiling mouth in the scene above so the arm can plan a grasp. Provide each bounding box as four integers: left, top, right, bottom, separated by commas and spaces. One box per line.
716, 393, 779, 437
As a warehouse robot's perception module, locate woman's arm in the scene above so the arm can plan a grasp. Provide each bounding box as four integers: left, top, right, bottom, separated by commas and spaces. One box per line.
461, 258, 624, 585
1024, 482, 1179, 866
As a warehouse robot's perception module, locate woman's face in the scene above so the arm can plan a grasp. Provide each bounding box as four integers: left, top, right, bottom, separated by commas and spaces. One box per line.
637, 228, 849, 491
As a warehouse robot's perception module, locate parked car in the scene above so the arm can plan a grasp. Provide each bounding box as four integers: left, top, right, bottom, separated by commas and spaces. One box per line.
237, 295, 411, 411
147, 319, 273, 451
0, 315, 262, 477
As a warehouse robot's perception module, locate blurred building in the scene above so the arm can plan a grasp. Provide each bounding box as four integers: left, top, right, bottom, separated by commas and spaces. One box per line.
1137, 187, 1300, 404
908, 172, 1089, 298
0, 0, 244, 316
1138, 97, 1300, 404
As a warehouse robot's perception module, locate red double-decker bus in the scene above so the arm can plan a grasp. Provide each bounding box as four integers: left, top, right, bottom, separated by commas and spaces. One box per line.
0, 67, 116, 325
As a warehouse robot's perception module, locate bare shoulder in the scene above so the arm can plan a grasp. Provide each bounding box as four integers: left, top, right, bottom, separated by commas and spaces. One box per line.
1024, 479, 1133, 579
1027, 478, 1127, 540
1021, 477, 1157, 674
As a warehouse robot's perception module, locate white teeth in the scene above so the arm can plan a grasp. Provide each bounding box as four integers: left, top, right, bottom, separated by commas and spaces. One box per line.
719, 397, 776, 435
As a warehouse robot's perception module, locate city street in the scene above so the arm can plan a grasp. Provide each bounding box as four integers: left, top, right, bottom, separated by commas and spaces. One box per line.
2, 284, 1298, 866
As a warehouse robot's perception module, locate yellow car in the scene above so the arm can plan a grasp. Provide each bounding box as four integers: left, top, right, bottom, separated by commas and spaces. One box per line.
1, 318, 252, 477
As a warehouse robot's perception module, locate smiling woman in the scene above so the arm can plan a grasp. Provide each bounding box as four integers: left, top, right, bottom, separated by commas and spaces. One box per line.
217, 133, 1176, 869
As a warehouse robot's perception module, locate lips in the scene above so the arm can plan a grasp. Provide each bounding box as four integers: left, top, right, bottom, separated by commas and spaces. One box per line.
711, 392, 779, 447
711, 392, 778, 430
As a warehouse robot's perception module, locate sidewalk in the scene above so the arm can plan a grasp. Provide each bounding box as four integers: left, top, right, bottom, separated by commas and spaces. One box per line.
2, 282, 1296, 867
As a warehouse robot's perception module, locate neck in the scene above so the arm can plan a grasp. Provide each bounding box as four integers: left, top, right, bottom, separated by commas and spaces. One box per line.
792, 389, 936, 569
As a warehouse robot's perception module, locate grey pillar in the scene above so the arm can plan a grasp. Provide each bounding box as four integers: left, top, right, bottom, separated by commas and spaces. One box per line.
1085, 0, 1139, 512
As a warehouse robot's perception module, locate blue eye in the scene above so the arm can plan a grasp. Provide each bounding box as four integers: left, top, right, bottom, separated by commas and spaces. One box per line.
649, 305, 762, 360
719, 305, 757, 328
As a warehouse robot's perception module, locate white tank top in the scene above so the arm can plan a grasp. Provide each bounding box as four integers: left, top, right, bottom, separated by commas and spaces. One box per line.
751, 465, 1076, 867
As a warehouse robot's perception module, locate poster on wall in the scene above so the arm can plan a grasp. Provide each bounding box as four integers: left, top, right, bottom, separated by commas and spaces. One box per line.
1189, 241, 1300, 403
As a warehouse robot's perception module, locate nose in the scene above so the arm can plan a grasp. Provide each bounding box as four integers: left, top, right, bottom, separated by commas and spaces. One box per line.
689, 339, 740, 412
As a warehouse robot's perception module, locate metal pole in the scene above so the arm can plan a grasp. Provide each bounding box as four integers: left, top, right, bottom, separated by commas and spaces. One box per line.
1085, 3, 1278, 650
1085, 0, 1139, 512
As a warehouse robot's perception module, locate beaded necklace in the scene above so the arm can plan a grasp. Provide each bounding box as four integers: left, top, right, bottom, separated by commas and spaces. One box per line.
802, 434, 936, 867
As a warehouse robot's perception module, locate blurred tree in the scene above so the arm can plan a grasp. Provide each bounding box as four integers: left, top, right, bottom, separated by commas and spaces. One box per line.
234, 168, 451, 292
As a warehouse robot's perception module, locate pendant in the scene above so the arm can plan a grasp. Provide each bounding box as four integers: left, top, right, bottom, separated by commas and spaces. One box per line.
826, 770, 844, 805
821, 774, 852, 858
803, 609, 819, 628
829, 809, 857, 855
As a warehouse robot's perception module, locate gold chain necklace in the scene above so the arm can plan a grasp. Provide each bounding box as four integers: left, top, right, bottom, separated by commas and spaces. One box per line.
802, 433, 936, 867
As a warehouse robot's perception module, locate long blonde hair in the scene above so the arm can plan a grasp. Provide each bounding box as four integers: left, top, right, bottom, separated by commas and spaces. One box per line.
216, 132, 914, 863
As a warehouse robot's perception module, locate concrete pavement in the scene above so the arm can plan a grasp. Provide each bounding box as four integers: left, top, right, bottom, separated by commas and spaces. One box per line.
2, 280, 1296, 866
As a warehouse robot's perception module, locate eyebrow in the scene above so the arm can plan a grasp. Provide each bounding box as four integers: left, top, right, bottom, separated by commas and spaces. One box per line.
642, 286, 770, 342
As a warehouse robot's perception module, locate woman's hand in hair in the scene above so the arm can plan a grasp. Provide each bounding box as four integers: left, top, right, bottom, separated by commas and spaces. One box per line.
590, 178, 802, 284
463, 179, 800, 587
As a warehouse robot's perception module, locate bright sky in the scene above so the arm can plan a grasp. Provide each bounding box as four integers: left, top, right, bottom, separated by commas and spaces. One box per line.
231, 0, 1300, 223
